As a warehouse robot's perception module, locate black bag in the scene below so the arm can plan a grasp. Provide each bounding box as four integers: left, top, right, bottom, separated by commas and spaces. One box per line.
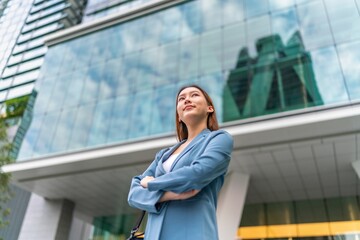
127, 211, 146, 240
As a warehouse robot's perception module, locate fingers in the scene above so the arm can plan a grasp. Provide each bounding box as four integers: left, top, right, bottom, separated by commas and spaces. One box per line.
140, 176, 155, 188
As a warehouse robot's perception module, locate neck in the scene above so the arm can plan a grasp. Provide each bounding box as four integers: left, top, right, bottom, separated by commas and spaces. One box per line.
186, 122, 208, 142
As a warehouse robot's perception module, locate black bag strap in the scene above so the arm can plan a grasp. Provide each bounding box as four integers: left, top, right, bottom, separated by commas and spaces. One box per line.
130, 210, 146, 236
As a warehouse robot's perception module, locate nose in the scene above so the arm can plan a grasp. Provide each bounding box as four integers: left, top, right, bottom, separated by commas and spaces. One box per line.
184, 97, 191, 104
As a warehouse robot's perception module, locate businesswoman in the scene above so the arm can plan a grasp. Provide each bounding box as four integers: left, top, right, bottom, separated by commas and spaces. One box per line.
128, 85, 234, 240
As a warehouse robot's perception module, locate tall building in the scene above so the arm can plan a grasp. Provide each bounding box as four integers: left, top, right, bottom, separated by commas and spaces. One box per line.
2, 0, 360, 239
0, 0, 86, 239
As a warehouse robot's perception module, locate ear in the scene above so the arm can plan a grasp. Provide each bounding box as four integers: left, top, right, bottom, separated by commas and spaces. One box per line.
207, 106, 214, 113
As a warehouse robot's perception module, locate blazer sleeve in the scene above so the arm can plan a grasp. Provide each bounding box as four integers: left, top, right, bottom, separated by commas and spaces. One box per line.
147, 131, 233, 193
127, 148, 167, 214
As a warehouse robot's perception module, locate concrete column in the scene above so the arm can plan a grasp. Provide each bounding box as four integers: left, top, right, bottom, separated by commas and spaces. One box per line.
217, 172, 250, 240
18, 194, 75, 240
68, 210, 93, 240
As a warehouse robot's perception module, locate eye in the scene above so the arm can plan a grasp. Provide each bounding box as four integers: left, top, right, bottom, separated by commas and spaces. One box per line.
192, 93, 200, 97
178, 97, 185, 102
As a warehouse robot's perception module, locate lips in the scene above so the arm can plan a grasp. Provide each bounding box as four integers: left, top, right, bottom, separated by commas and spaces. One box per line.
183, 105, 195, 111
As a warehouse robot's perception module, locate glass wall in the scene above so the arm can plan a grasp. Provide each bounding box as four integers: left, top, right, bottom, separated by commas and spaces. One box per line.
17, 0, 360, 160
239, 196, 360, 239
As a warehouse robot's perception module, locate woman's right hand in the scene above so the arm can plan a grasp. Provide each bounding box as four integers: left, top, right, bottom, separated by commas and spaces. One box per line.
159, 189, 200, 202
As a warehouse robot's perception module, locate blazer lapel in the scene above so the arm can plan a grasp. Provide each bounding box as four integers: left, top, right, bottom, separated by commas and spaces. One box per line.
170, 129, 210, 171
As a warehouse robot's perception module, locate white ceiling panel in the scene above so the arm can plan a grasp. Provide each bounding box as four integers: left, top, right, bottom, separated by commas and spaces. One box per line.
253, 152, 275, 164
291, 145, 314, 160
316, 156, 337, 172
312, 143, 335, 158
334, 140, 357, 155
272, 149, 294, 162
296, 160, 318, 175
277, 162, 299, 177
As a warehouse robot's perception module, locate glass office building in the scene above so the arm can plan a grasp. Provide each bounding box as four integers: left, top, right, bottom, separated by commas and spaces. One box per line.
2, 0, 360, 239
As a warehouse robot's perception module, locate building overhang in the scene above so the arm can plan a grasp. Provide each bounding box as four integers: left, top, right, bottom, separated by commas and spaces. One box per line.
3, 103, 360, 216
45, 0, 187, 46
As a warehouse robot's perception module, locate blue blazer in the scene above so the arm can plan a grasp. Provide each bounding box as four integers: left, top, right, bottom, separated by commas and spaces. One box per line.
128, 129, 234, 240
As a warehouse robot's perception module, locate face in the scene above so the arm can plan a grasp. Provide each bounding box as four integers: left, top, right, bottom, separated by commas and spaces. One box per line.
176, 87, 214, 124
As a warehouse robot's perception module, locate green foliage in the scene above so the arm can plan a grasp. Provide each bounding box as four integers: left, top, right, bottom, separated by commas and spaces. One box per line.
5, 95, 30, 119
0, 118, 14, 233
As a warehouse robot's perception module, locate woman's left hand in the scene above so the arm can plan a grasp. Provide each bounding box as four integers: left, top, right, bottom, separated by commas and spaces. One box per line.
140, 176, 155, 188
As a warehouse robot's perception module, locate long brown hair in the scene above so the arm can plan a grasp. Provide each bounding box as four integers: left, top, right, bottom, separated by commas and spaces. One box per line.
175, 85, 219, 141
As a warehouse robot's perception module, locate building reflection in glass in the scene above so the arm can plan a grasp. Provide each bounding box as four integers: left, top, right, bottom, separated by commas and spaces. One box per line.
223, 31, 323, 121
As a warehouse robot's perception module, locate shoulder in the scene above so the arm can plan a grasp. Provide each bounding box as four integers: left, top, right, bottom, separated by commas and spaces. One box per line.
207, 129, 234, 147
209, 129, 233, 140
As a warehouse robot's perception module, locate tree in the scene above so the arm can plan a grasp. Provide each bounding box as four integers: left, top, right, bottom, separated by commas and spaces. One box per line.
0, 118, 13, 234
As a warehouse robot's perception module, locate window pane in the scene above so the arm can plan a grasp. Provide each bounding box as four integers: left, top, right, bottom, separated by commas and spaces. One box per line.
107, 96, 132, 143
87, 99, 114, 147
297, 1, 333, 50
245, 0, 269, 18
128, 90, 153, 139
50, 108, 77, 153
222, 21, 246, 71
222, 0, 245, 25
67, 104, 96, 151
199, 29, 222, 75
337, 41, 360, 101
325, 0, 360, 43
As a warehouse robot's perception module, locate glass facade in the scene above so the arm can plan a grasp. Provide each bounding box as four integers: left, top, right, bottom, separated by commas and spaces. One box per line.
18, 0, 360, 160
0, 0, 86, 105
83, 0, 156, 22
239, 196, 360, 239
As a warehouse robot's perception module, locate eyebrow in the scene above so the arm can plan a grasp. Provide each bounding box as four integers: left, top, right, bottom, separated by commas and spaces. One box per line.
178, 90, 201, 98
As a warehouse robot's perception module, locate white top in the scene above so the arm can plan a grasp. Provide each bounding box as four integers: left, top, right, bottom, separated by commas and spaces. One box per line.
163, 154, 179, 173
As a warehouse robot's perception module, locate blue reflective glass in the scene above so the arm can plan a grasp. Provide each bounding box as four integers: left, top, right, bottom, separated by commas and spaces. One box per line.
156, 42, 180, 86
87, 99, 114, 147
222, 0, 245, 25
199, 0, 222, 31
310, 46, 349, 104
38, 44, 63, 79
159, 7, 182, 45
67, 103, 96, 151
128, 90, 153, 138
222, 21, 246, 71
179, 36, 199, 80
337, 41, 360, 101
50, 108, 78, 153
296, 1, 333, 50
271, 7, 299, 46
199, 29, 222, 75
19, 0, 360, 160
33, 77, 55, 114
246, 15, 272, 58
62, 69, 87, 108
123, 19, 144, 53
80, 63, 104, 105
269, 0, 295, 11
136, 48, 158, 91
68, 35, 93, 70
180, 1, 203, 39
150, 84, 176, 135
32, 112, 60, 156
200, 71, 224, 122
325, 0, 360, 44
17, 114, 45, 161
46, 73, 71, 113
98, 59, 121, 100
108, 25, 125, 60
107, 96, 132, 143
245, 0, 269, 18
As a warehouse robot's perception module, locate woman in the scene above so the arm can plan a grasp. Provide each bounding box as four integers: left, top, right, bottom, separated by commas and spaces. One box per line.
128, 85, 233, 239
